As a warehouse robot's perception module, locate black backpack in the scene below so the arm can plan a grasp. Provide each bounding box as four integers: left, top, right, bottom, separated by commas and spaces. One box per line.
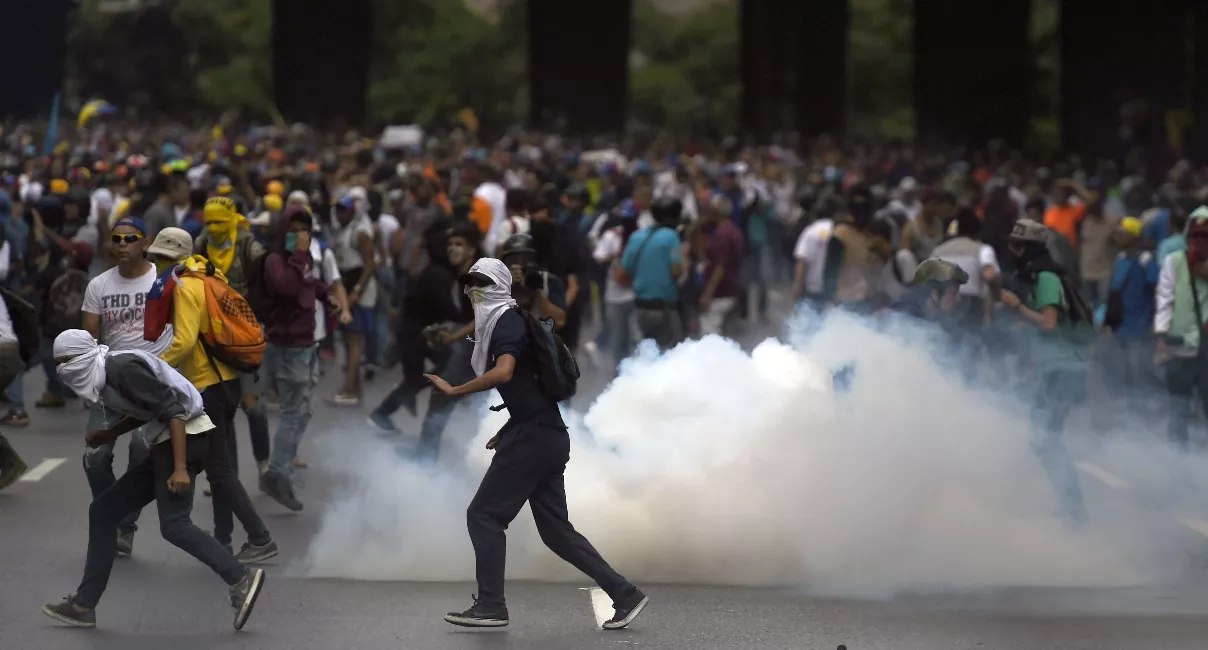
244, 252, 274, 323
518, 309, 579, 402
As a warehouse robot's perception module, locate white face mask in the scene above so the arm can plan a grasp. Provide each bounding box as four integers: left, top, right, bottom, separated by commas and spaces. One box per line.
467, 288, 485, 306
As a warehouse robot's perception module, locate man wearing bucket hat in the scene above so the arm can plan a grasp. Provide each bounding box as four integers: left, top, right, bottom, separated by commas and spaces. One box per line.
999, 217, 1092, 525
1154, 205, 1208, 448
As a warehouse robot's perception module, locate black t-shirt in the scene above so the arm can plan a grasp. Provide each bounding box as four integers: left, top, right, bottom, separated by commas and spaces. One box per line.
488, 308, 565, 431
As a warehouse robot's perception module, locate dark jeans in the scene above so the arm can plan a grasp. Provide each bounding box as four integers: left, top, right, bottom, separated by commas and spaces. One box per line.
203, 380, 272, 548
467, 423, 636, 612
74, 435, 246, 608
1030, 370, 1088, 524
376, 338, 473, 462
0, 343, 21, 465
82, 410, 151, 534
634, 305, 684, 352
240, 400, 271, 466
1165, 354, 1208, 449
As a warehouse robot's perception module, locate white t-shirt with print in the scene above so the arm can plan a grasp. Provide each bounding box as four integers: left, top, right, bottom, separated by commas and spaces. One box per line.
81, 266, 172, 355
593, 227, 636, 304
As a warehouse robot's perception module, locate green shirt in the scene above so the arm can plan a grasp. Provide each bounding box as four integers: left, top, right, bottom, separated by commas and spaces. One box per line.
1027, 271, 1086, 374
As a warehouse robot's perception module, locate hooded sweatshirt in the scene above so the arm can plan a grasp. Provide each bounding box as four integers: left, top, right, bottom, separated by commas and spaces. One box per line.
262, 210, 327, 347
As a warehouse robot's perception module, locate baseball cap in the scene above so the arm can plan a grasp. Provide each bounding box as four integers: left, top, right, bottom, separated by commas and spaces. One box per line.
146, 227, 194, 261
112, 216, 147, 236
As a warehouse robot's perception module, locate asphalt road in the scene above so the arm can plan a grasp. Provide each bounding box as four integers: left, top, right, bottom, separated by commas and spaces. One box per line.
2, 299, 1208, 649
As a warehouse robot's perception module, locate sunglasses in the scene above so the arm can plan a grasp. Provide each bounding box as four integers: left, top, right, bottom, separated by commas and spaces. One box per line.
111, 233, 144, 244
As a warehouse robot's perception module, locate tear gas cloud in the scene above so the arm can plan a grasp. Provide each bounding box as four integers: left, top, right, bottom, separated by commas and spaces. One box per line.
302, 308, 1207, 598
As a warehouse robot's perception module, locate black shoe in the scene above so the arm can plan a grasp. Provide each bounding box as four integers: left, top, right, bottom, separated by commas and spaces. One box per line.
443, 595, 509, 628
602, 589, 649, 630
0, 454, 28, 491
115, 529, 134, 556
235, 539, 279, 564
259, 472, 303, 511
42, 595, 96, 628
230, 567, 265, 631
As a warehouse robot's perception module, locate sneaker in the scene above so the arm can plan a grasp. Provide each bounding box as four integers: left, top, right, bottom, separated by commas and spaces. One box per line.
116, 529, 135, 556
0, 455, 28, 492
35, 393, 66, 408
443, 595, 509, 628
0, 410, 30, 427
291, 457, 308, 469
366, 412, 398, 433
583, 341, 602, 368
256, 460, 269, 476
42, 595, 96, 628
326, 393, 360, 407
229, 567, 265, 631
601, 589, 650, 630
363, 363, 378, 381
259, 472, 303, 511
235, 539, 279, 564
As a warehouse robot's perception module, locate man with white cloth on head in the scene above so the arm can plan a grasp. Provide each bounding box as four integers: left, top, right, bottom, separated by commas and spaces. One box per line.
40, 330, 266, 633
426, 258, 650, 632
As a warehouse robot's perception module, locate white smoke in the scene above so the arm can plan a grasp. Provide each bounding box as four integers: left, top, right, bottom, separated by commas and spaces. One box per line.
301, 308, 1206, 597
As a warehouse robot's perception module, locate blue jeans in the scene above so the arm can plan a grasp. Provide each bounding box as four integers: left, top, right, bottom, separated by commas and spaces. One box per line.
366, 267, 396, 366
5, 368, 24, 410
1030, 370, 1088, 524
605, 301, 636, 372
265, 344, 319, 477
83, 405, 153, 533
41, 334, 73, 398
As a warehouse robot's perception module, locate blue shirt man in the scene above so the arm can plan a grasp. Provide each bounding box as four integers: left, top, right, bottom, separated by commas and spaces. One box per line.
621, 226, 681, 303
1109, 250, 1158, 340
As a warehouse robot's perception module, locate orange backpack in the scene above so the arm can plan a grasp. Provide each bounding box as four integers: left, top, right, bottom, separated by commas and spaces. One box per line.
183, 263, 266, 373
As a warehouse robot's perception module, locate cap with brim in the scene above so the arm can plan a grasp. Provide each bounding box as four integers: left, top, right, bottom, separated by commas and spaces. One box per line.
458, 271, 495, 287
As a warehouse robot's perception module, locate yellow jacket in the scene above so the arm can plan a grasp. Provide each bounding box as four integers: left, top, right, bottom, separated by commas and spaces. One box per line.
160, 255, 239, 391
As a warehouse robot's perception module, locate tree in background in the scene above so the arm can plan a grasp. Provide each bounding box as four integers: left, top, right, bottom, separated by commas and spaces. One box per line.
367, 0, 527, 131
630, 0, 740, 135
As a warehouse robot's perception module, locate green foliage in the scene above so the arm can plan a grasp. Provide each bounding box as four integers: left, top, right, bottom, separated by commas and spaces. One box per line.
849, 0, 914, 138
629, 0, 740, 134
366, 0, 527, 129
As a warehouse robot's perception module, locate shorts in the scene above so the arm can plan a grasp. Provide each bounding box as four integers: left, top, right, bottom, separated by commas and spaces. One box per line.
340, 306, 376, 334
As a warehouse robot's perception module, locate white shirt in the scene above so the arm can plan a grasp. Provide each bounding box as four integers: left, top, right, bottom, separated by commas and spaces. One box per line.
333, 214, 377, 307
475, 182, 508, 255
0, 288, 15, 343
1155, 254, 1177, 336
312, 241, 342, 341
375, 213, 400, 267
492, 214, 531, 246
593, 227, 636, 304
932, 243, 1000, 297
81, 266, 172, 355
793, 219, 834, 295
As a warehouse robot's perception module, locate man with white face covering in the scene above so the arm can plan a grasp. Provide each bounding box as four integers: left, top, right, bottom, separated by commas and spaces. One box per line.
427, 258, 649, 631
41, 330, 266, 631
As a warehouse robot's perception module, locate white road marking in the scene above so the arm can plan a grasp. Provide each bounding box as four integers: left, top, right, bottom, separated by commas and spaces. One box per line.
19, 458, 67, 482
582, 587, 612, 628
1075, 462, 1131, 489
1181, 518, 1208, 539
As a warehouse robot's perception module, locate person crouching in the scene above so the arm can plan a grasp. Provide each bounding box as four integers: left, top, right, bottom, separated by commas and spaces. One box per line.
40, 329, 266, 631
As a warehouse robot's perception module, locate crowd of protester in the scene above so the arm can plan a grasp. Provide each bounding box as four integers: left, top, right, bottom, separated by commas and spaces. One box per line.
0, 117, 1205, 628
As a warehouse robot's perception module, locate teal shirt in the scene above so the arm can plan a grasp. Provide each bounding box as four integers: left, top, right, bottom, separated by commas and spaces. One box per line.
1157, 234, 1186, 266
1027, 271, 1086, 374
621, 227, 682, 302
